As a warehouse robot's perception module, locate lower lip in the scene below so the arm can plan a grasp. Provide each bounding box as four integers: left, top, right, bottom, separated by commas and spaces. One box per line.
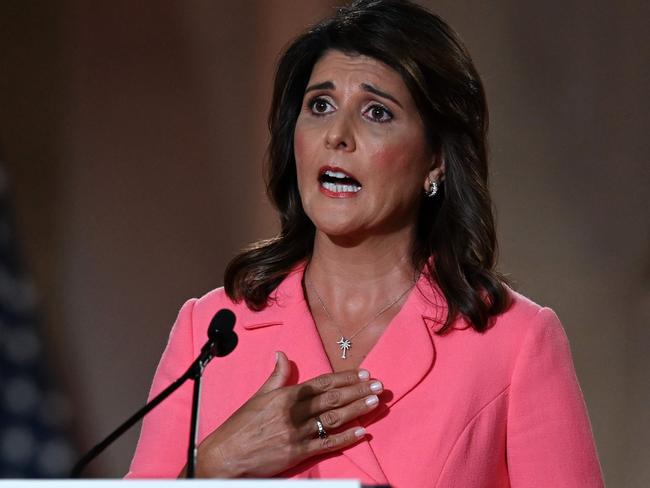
318, 183, 362, 199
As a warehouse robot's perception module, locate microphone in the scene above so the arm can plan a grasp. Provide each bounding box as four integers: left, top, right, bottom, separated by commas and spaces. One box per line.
207, 308, 238, 357
71, 308, 238, 478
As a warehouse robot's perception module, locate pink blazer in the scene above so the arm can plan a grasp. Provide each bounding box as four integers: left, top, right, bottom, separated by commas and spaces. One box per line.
126, 262, 603, 487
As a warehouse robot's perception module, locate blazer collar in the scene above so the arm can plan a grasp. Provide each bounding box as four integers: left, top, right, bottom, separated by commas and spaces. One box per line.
243, 260, 448, 484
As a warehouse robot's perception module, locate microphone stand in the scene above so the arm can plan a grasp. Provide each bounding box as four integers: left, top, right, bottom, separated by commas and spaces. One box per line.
71, 338, 220, 478
186, 341, 215, 477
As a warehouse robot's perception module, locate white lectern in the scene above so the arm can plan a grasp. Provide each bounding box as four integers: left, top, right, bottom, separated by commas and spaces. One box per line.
0, 481, 366, 487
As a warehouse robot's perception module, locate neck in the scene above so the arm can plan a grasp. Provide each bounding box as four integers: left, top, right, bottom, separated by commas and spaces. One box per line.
305, 227, 420, 318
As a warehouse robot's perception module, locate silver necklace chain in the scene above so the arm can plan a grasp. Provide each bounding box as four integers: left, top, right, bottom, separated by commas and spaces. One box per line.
305, 275, 416, 359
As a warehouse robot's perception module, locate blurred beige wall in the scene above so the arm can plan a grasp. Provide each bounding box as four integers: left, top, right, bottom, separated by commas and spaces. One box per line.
1, 0, 648, 485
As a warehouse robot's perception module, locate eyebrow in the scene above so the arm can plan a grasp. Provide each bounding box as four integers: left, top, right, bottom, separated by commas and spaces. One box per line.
304, 81, 403, 108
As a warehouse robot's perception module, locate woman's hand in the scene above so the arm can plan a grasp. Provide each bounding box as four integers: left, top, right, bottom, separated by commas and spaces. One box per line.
189, 350, 382, 478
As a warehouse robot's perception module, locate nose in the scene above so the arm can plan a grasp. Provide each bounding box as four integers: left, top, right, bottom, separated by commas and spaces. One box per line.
324, 113, 356, 152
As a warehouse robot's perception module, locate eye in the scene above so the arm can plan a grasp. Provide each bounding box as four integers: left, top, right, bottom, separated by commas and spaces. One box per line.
364, 104, 393, 123
307, 96, 334, 115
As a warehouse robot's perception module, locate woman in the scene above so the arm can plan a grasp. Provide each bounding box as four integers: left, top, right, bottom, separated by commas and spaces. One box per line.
127, 0, 604, 485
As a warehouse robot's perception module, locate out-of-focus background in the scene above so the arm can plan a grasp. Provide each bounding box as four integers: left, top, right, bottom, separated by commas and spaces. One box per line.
0, 0, 648, 485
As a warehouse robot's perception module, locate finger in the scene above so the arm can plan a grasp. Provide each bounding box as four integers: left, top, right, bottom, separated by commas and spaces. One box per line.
300, 394, 379, 437
293, 369, 371, 401
300, 380, 383, 420
303, 425, 367, 457
256, 351, 290, 395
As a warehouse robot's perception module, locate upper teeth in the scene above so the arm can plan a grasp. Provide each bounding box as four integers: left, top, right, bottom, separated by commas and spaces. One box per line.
325, 170, 350, 179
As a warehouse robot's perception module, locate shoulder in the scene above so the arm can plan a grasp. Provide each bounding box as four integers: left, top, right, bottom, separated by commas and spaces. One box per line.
437, 285, 568, 371
496, 285, 565, 341
471, 285, 570, 369
188, 286, 263, 326
437, 284, 564, 342
183, 285, 289, 337
500, 285, 553, 322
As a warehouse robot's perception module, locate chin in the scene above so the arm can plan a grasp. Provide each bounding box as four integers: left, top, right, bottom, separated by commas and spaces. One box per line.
311, 216, 361, 238
315, 223, 376, 248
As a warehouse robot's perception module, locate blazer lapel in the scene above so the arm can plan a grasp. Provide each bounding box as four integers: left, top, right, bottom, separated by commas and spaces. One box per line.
268, 264, 334, 381
361, 274, 445, 408
241, 262, 335, 387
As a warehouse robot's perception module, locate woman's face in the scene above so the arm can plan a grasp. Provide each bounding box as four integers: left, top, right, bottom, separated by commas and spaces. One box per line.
294, 49, 437, 241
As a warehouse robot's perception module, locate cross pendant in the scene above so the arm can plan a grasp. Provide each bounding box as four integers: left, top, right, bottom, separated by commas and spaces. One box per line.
337, 337, 352, 359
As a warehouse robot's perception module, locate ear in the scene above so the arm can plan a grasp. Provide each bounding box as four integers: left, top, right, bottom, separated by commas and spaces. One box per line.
423, 153, 445, 191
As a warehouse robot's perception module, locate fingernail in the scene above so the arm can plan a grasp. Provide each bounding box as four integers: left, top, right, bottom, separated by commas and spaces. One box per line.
275, 351, 279, 363
354, 427, 366, 438
369, 381, 383, 393
358, 369, 370, 380
365, 395, 379, 406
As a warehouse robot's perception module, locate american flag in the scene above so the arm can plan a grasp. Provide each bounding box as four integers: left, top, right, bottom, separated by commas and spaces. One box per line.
0, 155, 77, 477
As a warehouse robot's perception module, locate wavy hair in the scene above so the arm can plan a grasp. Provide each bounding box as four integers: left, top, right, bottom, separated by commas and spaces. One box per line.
224, 0, 511, 333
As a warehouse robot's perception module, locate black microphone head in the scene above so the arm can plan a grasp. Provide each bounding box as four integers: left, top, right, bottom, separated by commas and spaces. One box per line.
208, 308, 238, 357
214, 333, 238, 357
208, 309, 236, 340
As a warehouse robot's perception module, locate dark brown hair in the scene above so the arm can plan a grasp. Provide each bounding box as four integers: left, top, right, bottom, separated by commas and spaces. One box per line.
224, 0, 511, 333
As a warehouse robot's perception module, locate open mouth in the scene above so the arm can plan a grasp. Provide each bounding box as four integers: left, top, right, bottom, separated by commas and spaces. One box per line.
318, 168, 362, 193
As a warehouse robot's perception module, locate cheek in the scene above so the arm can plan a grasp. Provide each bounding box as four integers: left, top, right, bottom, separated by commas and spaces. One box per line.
293, 124, 305, 157
369, 143, 426, 184
293, 126, 305, 163
293, 127, 309, 185
293, 126, 318, 202
293, 124, 317, 171
370, 145, 403, 170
